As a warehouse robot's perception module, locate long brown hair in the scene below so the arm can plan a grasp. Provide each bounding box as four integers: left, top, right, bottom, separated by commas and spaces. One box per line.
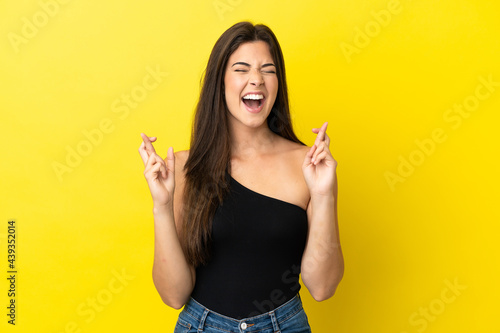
180, 21, 306, 268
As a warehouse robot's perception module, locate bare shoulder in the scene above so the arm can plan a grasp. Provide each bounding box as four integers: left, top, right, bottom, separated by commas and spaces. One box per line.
174, 149, 190, 158
275, 138, 311, 210
280, 138, 311, 161
174, 149, 190, 164
297, 142, 312, 155
172, 149, 190, 179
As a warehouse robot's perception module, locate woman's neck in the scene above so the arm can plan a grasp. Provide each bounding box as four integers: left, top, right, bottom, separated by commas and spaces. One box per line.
229, 121, 278, 159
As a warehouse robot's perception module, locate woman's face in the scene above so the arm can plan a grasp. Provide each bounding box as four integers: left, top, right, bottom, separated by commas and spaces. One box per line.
224, 41, 278, 129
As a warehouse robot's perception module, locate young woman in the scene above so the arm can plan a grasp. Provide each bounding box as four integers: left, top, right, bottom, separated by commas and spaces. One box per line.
138, 21, 343, 333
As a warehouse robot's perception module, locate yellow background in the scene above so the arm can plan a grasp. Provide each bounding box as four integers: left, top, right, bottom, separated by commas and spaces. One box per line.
1, 0, 499, 332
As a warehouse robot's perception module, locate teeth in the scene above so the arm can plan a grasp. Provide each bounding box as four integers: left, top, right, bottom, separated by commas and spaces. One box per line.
243, 94, 264, 100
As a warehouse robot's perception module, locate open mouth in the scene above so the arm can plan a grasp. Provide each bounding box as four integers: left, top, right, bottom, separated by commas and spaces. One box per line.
241, 93, 265, 111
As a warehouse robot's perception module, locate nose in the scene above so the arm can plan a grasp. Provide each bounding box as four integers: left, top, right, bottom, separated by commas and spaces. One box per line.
249, 68, 264, 87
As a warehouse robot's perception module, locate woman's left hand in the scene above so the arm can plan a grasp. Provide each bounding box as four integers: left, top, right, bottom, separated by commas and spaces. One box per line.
302, 121, 338, 197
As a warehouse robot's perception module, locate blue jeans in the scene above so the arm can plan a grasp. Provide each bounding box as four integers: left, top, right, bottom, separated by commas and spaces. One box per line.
174, 293, 312, 333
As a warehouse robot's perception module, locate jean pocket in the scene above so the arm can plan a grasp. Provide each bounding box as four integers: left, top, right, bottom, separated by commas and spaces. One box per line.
279, 308, 312, 333
173, 316, 193, 333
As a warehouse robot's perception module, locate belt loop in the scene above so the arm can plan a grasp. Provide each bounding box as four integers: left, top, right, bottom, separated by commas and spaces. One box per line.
198, 308, 209, 332
269, 311, 281, 333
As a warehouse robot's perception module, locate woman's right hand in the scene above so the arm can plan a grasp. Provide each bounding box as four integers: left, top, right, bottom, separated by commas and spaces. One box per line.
138, 133, 175, 210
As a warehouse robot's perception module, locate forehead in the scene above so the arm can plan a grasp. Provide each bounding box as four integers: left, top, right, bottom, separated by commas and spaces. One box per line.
228, 41, 274, 63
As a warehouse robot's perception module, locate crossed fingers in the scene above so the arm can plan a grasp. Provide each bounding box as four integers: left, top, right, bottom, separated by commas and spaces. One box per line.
138, 133, 167, 179
311, 122, 330, 165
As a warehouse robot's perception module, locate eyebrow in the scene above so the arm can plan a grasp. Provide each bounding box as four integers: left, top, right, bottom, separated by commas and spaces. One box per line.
231, 62, 276, 68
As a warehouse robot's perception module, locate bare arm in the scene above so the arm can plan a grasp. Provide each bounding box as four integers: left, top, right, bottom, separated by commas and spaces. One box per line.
152, 205, 195, 309
301, 181, 344, 301
300, 122, 344, 301
138, 135, 195, 309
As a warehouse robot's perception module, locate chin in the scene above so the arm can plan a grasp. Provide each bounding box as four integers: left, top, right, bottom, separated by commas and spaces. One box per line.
229, 109, 270, 128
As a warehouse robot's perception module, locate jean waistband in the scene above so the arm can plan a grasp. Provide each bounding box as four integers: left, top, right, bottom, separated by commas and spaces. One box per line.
182, 293, 304, 332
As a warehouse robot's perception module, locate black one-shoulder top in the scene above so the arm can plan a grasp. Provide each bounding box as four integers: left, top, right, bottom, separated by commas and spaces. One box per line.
190, 171, 308, 319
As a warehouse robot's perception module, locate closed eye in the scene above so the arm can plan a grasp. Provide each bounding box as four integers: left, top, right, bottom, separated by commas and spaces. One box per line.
234, 69, 275, 74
